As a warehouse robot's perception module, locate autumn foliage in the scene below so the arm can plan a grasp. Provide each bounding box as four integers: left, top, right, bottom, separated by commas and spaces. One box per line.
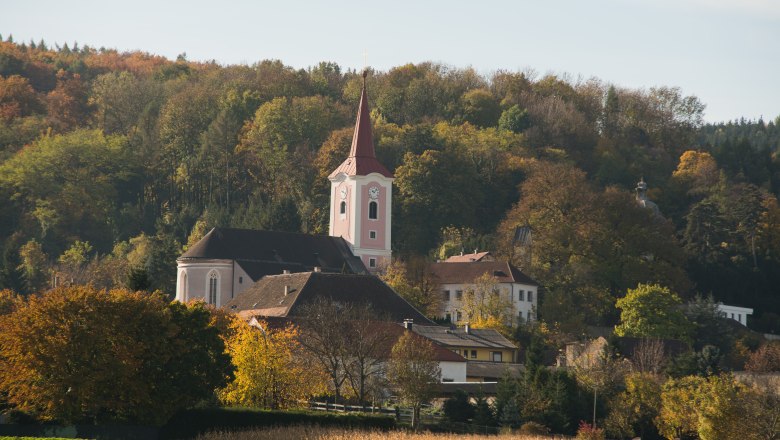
218, 319, 327, 409
0, 285, 232, 424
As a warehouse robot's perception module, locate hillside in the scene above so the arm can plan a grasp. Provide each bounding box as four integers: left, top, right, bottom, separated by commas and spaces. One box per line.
0, 36, 779, 333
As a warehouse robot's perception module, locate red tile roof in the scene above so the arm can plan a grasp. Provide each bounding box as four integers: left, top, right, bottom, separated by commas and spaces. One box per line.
329, 72, 392, 179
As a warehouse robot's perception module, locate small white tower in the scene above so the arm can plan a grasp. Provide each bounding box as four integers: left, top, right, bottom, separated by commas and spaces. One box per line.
328, 71, 393, 272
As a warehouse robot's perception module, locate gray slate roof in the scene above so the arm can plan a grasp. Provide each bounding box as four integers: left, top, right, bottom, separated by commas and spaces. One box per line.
224, 272, 432, 324
410, 325, 517, 350
179, 227, 367, 281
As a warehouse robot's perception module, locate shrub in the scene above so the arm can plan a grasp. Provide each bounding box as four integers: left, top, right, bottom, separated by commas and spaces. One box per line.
576, 421, 605, 440
518, 421, 550, 435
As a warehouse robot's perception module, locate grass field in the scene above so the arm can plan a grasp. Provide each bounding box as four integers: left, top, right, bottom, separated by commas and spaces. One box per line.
196, 426, 558, 440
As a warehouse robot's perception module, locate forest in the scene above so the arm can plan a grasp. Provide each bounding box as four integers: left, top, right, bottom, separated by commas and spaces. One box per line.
0, 35, 779, 333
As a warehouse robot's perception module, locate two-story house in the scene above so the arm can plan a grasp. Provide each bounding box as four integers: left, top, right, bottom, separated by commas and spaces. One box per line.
428, 261, 538, 326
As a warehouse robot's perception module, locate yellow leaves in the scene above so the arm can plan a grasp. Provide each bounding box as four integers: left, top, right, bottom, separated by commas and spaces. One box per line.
219, 320, 327, 409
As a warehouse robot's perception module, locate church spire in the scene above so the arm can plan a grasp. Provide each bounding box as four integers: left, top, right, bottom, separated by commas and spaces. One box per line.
350, 70, 376, 159
328, 69, 392, 178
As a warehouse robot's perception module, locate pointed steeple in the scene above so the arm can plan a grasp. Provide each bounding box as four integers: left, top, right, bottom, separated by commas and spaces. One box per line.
329, 70, 393, 178
350, 71, 376, 158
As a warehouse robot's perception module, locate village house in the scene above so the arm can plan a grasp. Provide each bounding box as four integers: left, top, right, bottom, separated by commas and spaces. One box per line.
429, 260, 538, 326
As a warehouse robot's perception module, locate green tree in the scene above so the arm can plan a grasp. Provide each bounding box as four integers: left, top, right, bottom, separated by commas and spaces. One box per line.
16, 239, 48, 293
442, 389, 475, 423
615, 284, 692, 340
498, 104, 530, 133
460, 88, 500, 128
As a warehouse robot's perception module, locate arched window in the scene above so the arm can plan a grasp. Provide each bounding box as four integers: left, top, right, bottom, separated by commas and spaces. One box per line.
340, 201, 346, 215
208, 270, 219, 305
179, 271, 188, 301
368, 201, 378, 219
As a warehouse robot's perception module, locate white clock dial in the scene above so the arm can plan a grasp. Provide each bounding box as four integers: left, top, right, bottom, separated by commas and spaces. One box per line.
339, 188, 347, 200
368, 186, 379, 200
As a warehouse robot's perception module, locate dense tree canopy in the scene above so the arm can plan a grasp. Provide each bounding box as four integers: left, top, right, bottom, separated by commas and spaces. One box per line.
0, 286, 231, 424
0, 36, 778, 334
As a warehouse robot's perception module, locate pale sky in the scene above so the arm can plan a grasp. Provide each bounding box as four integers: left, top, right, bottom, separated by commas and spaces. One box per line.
2, 0, 778, 123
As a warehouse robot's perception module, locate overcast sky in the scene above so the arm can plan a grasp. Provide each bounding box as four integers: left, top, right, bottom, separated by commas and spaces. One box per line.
2, 0, 778, 123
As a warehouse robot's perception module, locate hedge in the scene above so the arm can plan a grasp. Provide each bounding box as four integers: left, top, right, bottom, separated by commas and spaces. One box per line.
159, 407, 395, 439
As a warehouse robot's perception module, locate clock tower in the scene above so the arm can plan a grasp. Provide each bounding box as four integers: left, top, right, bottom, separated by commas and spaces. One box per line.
328, 71, 393, 272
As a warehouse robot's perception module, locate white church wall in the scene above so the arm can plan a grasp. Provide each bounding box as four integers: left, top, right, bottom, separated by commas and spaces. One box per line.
176, 259, 233, 306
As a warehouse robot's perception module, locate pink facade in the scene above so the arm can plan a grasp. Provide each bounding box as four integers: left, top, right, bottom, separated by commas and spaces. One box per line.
332, 182, 352, 241
359, 181, 387, 250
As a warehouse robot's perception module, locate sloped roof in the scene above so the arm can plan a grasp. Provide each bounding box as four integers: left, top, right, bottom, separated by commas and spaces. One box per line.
179, 227, 367, 281
467, 361, 524, 380
411, 325, 517, 350
329, 72, 392, 179
444, 252, 494, 263
224, 272, 432, 323
428, 261, 538, 286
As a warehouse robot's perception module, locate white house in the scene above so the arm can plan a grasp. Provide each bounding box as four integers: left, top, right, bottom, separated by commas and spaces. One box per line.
717, 303, 753, 327
428, 261, 539, 326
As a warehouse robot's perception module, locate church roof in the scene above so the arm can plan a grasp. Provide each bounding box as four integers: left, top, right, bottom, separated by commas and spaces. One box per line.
224, 271, 432, 323
428, 261, 538, 286
179, 227, 367, 281
329, 71, 393, 179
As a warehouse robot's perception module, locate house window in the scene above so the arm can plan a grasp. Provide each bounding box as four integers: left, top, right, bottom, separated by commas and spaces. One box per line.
456, 311, 463, 321
492, 352, 503, 362
369, 230, 377, 239
443, 290, 451, 301
527, 291, 533, 302
368, 258, 377, 268
442, 378, 454, 383
368, 201, 378, 219
456, 290, 463, 300
446, 312, 452, 322
238, 276, 243, 284
340, 201, 346, 215
518, 290, 524, 301
527, 310, 532, 322
208, 271, 219, 305
470, 350, 477, 359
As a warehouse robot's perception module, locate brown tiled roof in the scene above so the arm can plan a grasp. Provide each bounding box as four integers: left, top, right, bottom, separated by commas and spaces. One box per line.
224, 272, 431, 323
444, 252, 493, 263
329, 73, 392, 179
411, 325, 517, 350
428, 261, 538, 286
179, 227, 367, 281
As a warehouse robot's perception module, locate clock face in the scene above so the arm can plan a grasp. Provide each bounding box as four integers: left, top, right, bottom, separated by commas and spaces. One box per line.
368, 186, 379, 200
339, 188, 347, 200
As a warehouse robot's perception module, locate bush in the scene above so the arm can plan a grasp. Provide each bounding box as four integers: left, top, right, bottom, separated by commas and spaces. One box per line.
159, 407, 395, 439
518, 421, 549, 435
576, 421, 605, 440
442, 389, 474, 423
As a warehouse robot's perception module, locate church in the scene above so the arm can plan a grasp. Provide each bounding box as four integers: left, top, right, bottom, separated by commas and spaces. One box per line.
175, 71, 394, 306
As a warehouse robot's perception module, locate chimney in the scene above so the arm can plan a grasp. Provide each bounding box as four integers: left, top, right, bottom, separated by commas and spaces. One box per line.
464, 323, 471, 334
282, 269, 290, 275
284, 285, 289, 296
313, 266, 321, 272
403, 319, 413, 330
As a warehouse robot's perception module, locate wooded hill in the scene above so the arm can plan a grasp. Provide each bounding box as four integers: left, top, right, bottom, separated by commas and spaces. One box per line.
0, 36, 778, 333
